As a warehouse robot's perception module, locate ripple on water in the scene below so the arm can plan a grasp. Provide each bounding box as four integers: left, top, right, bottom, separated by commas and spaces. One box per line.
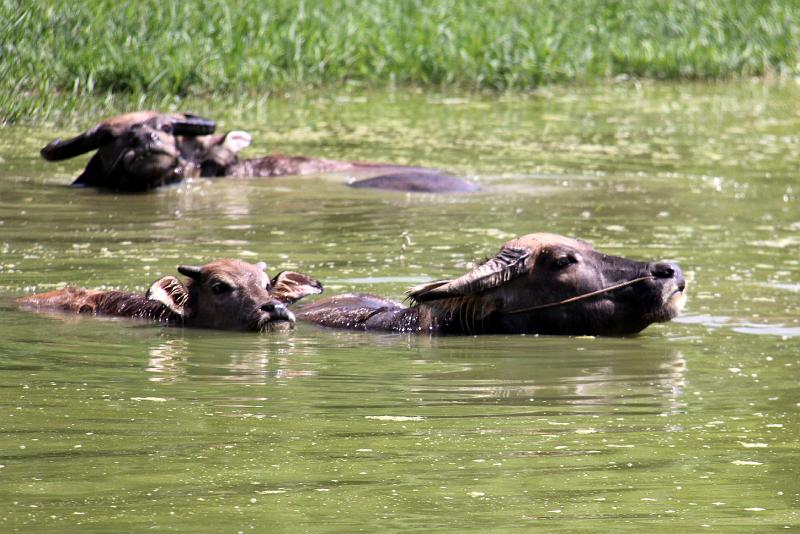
675, 314, 800, 337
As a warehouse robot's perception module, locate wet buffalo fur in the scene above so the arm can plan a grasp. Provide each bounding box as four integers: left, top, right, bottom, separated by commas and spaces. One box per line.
298, 233, 687, 336
19, 259, 323, 332
19, 286, 179, 322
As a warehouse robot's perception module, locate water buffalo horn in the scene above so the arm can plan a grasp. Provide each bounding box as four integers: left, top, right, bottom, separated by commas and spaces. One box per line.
171, 115, 216, 136
177, 265, 203, 280
40, 129, 114, 161
408, 246, 532, 302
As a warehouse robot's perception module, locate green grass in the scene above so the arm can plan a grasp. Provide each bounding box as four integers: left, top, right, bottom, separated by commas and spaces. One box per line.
2, 0, 799, 123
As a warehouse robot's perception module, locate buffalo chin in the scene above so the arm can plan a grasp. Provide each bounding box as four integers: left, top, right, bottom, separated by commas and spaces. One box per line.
640, 281, 687, 329
658, 285, 688, 322
262, 320, 295, 332
125, 150, 179, 178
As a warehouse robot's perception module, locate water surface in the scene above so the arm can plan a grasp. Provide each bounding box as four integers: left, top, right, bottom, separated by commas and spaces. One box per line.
1, 83, 799, 531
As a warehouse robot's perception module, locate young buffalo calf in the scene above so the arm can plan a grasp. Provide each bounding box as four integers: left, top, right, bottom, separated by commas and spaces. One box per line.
298, 233, 687, 336
18, 259, 322, 332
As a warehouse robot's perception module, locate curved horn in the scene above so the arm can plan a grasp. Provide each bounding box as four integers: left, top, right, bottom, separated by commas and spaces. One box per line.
170, 114, 216, 136
407, 246, 532, 304
177, 265, 203, 281
40, 127, 113, 161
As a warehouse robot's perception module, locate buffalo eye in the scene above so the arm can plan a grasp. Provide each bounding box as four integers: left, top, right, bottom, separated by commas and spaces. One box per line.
210, 281, 233, 295
160, 124, 173, 134
553, 254, 578, 271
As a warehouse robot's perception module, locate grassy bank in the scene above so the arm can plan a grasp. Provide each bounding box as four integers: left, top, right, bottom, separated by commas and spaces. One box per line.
2, 0, 799, 123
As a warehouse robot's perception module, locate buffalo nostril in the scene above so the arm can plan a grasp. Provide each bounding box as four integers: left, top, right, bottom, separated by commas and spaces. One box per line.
651, 262, 676, 279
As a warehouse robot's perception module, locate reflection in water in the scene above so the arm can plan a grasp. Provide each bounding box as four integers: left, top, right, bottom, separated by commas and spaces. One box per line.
146, 338, 189, 382
146, 334, 319, 383
405, 338, 687, 416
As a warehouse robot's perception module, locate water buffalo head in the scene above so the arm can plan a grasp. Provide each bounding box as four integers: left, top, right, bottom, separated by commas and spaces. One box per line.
408, 233, 687, 335
41, 111, 216, 191
147, 259, 323, 331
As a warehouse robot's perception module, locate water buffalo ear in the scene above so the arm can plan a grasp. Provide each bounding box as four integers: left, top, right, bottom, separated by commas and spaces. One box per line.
146, 276, 190, 316
221, 130, 252, 153
407, 246, 532, 304
255, 261, 267, 272
270, 271, 324, 304
177, 265, 203, 281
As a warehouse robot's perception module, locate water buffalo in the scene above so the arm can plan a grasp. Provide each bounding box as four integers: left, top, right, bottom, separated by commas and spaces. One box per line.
41, 112, 478, 193
298, 233, 687, 336
41, 111, 217, 191
18, 259, 323, 332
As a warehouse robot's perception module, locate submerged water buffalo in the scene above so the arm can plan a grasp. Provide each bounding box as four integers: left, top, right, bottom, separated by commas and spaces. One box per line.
165, 128, 478, 192
18, 259, 323, 332
41, 112, 478, 193
41, 111, 217, 191
298, 233, 687, 336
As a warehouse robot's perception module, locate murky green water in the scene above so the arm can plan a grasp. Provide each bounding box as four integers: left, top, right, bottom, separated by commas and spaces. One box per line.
1, 83, 798, 531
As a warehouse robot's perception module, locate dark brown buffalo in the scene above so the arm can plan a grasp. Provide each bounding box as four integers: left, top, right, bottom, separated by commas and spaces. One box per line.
41, 111, 217, 191
41, 111, 478, 193
298, 233, 687, 336
18, 259, 323, 332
